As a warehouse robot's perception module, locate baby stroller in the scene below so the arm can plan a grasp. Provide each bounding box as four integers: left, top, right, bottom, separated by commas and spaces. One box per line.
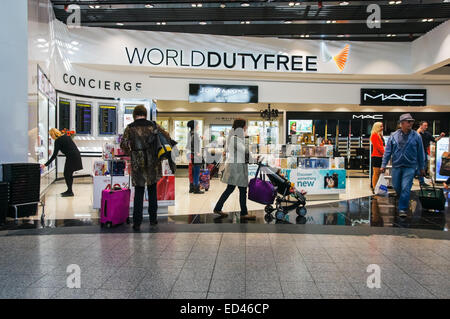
253, 163, 307, 222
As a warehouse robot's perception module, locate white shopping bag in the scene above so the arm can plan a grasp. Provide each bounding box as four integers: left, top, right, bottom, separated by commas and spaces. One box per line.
374, 174, 389, 197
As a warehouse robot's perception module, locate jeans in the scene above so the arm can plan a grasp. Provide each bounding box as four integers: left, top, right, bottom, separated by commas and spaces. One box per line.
214, 184, 248, 216
193, 164, 201, 186
391, 167, 416, 211
133, 183, 157, 225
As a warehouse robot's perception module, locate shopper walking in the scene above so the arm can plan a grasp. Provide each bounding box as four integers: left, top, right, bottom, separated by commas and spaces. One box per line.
380, 113, 425, 217
416, 121, 445, 186
213, 119, 256, 220
42, 128, 83, 197
120, 105, 167, 230
186, 120, 204, 194
370, 122, 385, 190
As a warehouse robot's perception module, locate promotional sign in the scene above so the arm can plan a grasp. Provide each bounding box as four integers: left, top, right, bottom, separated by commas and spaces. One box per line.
436, 137, 449, 182
189, 84, 258, 103
360, 88, 427, 106
93, 175, 175, 209
288, 120, 313, 135
284, 169, 346, 195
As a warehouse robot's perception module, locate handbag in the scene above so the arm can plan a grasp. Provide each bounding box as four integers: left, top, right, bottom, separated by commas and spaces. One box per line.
439, 152, 450, 176
374, 173, 389, 197
419, 179, 446, 211
248, 164, 277, 205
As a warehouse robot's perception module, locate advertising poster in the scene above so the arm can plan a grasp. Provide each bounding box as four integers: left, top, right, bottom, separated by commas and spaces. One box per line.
294, 169, 346, 194
288, 120, 313, 135
436, 137, 449, 182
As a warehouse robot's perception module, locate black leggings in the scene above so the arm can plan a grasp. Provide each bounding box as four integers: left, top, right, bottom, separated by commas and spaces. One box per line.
214, 184, 248, 216
64, 166, 75, 193
133, 183, 158, 225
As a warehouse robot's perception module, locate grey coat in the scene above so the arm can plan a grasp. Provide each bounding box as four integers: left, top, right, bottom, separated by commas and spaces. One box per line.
221, 135, 249, 188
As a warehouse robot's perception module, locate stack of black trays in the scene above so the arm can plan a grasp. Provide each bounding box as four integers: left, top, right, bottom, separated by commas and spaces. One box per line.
0, 182, 8, 224
2, 163, 40, 218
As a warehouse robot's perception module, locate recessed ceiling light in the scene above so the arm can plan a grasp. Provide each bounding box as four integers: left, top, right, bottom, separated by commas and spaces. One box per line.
156, 22, 161, 25
89, 5, 100, 9
305, 34, 310, 38
161, 22, 166, 25
145, 4, 154, 8
337, 34, 344, 38
284, 20, 293, 24
396, 1, 402, 4
197, 3, 202, 7
332, 20, 337, 23
116, 23, 124, 26
340, 1, 349, 5
300, 35, 305, 38
428, 18, 434, 22
199, 21, 207, 25
392, 34, 396, 37
422, 18, 428, 22
326, 20, 331, 23
295, 2, 301, 5
246, 21, 250, 24
241, 2, 250, 7
389, 1, 395, 4
220, 3, 226, 8
289, 2, 295, 6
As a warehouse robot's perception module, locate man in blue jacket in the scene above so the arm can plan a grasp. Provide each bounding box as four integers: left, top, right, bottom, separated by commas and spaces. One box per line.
380, 113, 425, 217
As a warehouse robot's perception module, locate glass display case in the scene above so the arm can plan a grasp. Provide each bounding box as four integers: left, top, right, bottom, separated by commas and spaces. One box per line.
156, 120, 169, 131
173, 119, 203, 165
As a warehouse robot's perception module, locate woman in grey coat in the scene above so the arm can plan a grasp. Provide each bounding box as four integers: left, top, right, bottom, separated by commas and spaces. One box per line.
213, 119, 256, 220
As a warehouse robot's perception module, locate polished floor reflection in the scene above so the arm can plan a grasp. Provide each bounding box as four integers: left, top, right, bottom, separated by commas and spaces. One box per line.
2, 190, 448, 233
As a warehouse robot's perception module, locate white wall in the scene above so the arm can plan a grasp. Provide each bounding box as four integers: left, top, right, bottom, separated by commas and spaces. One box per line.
412, 20, 450, 74
0, 0, 28, 164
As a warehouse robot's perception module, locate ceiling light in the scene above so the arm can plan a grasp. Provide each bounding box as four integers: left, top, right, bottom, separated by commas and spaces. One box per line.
37, 38, 46, 43
428, 18, 434, 22
161, 22, 166, 25
145, 4, 154, 8
332, 20, 337, 23
340, 1, 349, 5
284, 20, 293, 24
220, 3, 226, 8
241, 2, 250, 7
300, 35, 305, 38
89, 5, 100, 9
392, 34, 396, 37
246, 21, 250, 24
156, 22, 161, 25
116, 23, 124, 26
199, 21, 207, 25
289, 2, 295, 6
71, 41, 79, 45
337, 34, 344, 38
395, 1, 402, 4
422, 18, 428, 22
295, 2, 301, 5
305, 34, 310, 38
389, 1, 395, 4
197, 3, 202, 7
192, 3, 196, 7
326, 20, 331, 23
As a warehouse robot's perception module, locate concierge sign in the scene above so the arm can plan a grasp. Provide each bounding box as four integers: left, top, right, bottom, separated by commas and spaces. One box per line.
360, 88, 427, 106
189, 84, 258, 103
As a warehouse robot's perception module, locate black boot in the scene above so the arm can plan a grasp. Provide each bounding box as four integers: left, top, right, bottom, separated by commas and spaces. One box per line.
193, 185, 204, 194
189, 183, 194, 193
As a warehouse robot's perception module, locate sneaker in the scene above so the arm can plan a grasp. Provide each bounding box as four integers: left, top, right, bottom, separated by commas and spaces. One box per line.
61, 191, 74, 197
213, 210, 228, 217
398, 210, 408, 218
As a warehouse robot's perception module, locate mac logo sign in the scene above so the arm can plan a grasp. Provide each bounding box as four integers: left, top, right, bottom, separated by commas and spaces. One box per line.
352, 114, 383, 120
361, 88, 426, 106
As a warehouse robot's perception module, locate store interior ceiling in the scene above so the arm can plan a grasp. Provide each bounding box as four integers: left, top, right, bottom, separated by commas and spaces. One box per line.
51, 0, 450, 42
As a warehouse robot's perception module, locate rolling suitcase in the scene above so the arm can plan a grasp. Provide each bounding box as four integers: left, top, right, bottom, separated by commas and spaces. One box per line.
100, 159, 131, 228
418, 179, 446, 211
199, 168, 210, 191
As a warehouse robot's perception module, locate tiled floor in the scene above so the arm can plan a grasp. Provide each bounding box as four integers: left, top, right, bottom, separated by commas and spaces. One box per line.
30, 172, 416, 221
0, 232, 448, 299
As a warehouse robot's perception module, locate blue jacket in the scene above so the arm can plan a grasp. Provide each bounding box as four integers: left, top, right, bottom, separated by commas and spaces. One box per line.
382, 129, 425, 170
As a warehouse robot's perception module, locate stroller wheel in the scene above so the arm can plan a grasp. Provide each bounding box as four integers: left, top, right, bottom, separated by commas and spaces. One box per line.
265, 205, 274, 214
275, 210, 285, 220
264, 214, 273, 223
296, 206, 307, 217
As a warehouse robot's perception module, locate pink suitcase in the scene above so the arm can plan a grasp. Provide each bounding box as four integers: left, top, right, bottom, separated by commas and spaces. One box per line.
100, 184, 131, 228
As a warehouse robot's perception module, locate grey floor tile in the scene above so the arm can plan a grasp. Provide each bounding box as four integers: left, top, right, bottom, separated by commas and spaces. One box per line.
245, 269, 275, 281
278, 269, 314, 282
246, 261, 277, 271
386, 282, 436, 298
409, 273, 450, 286
246, 280, 282, 295
283, 293, 322, 299
173, 278, 211, 293
0, 287, 58, 299
422, 284, 450, 299
2, 274, 46, 288
207, 292, 245, 299
129, 289, 171, 299
246, 293, 284, 299
301, 254, 334, 263
209, 279, 245, 294
53, 288, 96, 299
169, 291, 207, 299
305, 262, 339, 273
321, 295, 361, 299
350, 282, 398, 297
91, 289, 133, 299
316, 282, 358, 296
281, 281, 320, 295
212, 269, 245, 282
183, 259, 216, 270
178, 268, 213, 281
310, 271, 348, 283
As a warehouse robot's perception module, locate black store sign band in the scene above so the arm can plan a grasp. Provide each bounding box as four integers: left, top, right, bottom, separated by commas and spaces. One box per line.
361, 88, 427, 107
